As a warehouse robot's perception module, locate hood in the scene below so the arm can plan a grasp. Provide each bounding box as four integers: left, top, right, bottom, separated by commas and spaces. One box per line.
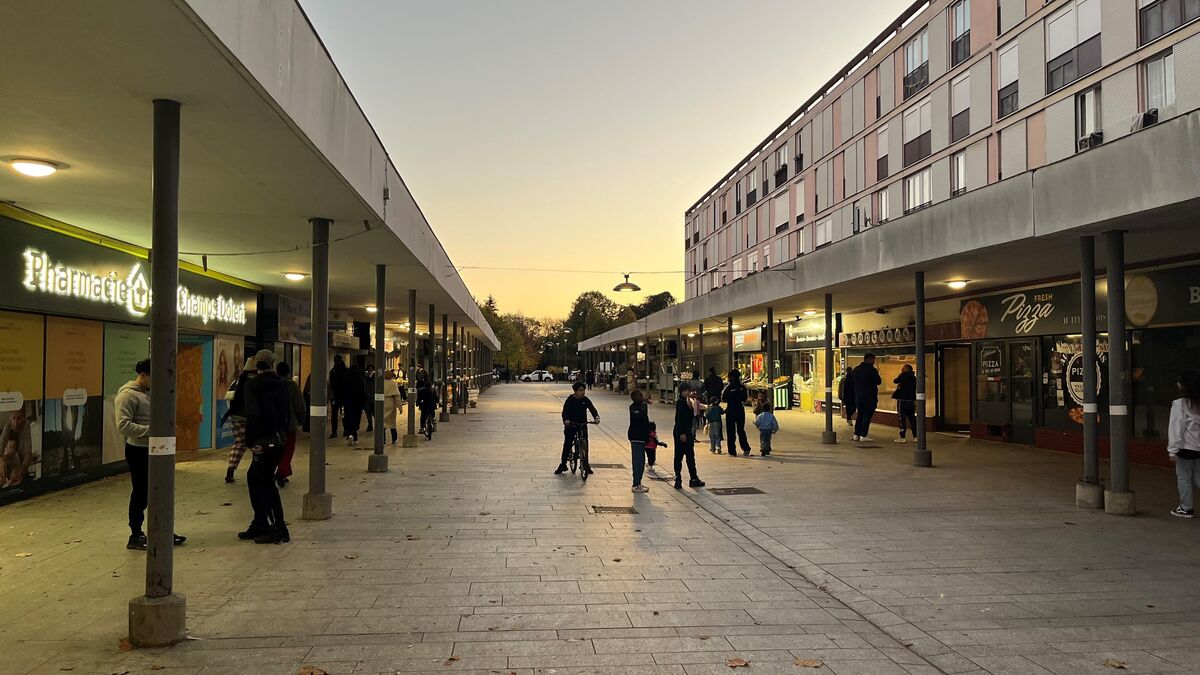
118, 380, 149, 395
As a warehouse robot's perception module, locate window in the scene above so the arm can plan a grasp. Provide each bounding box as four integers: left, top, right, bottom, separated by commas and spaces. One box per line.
904, 29, 931, 99
1140, 0, 1200, 45
876, 126, 889, 180
761, 159, 770, 195
1146, 50, 1176, 110
747, 168, 759, 205
773, 235, 790, 265
951, 74, 970, 143
795, 181, 806, 223
902, 99, 932, 166
951, 151, 966, 195
877, 189, 891, 223
951, 0, 971, 67
736, 179, 744, 214
793, 131, 804, 170
748, 252, 759, 274
1046, 0, 1102, 93
815, 219, 833, 248
721, 192, 729, 224
998, 42, 1019, 118
773, 193, 789, 233
774, 143, 789, 186
1077, 86, 1102, 144
904, 168, 933, 213
733, 220, 743, 254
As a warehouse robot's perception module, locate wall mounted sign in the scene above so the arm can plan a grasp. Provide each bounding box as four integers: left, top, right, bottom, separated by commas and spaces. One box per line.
784, 321, 826, 350
2, 214, 256, 335
733, 327, 763, 353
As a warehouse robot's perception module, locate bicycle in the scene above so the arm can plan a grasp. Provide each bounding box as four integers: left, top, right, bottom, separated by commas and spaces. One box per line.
566, 420, 598, 482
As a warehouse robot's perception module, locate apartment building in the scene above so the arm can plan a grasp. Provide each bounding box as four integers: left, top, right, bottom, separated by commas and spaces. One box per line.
683, 0, 1200, 300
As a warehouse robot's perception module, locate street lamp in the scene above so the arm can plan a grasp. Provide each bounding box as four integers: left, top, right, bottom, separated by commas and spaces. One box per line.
613, 274, 641, 292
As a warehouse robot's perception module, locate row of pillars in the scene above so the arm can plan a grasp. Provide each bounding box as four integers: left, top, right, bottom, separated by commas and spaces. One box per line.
580, 230, 1134, 512
128, 99, 492, 648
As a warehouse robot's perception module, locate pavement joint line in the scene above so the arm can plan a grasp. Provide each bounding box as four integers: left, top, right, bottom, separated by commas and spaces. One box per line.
542, 387, 947, 674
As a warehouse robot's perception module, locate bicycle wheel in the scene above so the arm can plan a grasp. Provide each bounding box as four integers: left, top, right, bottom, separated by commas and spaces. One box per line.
580, 437, 590, 482
569, 438, 578, 474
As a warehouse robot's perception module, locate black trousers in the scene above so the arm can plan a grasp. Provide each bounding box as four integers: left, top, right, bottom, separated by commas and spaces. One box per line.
561, 425, 591, 472
854, 400, 878, 438
420, 408, 436, 432
364, 404, 374, 430
329, 401, 342, 435
725, 407, 751, 454
343, 405, 362, 439
126, 443, 148, 535
897, 400, 917, 438
247, 445, 285, 529
673, 433, 697, 481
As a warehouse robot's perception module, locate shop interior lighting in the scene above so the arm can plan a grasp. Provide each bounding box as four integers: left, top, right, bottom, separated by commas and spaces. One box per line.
7, 158, 60, 177
946, 280, 969, 290
365, 306, 377, 313
283, 272, 307, 282
803, 310, 817, 316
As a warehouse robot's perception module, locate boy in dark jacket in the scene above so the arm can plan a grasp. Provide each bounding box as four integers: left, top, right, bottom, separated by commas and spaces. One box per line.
672, 384, 705, 490
241, 350, 291, 544
627, 390, 651, 492
892, 363, 917, 443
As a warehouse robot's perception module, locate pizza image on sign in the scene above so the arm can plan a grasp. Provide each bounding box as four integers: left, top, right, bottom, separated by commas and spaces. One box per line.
960, 300, 989, 339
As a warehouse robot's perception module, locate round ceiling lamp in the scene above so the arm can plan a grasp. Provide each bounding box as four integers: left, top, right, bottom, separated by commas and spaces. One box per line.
613, 274, 641, 293
7, 158, 61, 177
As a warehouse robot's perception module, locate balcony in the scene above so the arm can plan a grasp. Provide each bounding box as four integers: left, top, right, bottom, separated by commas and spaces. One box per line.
746, 189, 758, 207
1047, 35, 1101, 94
1140, 0, 1200, 45
951, 31, 970, 67
774, 165, 788, 187
903, 62, 929, 100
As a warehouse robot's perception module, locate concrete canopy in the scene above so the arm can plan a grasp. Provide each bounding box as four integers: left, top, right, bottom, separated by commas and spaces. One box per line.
580, 111, 1200, 350
0, 0, 498, 349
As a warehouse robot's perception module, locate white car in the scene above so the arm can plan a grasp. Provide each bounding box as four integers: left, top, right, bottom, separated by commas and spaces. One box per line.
521, 370, 555, 382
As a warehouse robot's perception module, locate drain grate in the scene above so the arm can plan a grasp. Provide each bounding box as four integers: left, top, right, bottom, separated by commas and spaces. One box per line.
589, 463, 624, 469
591, 505, 639, 514
856, 445, 882, 449
707, 486, 765, 495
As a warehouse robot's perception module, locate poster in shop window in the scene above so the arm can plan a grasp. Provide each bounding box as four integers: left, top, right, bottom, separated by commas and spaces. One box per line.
213, 336, 242, 449
0, 310, 45, 497
42, 317, 104, 481
102, 323, 150, 463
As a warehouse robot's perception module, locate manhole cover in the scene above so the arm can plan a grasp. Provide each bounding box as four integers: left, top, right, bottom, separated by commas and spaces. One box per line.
707, 487, 765, 495
591, 506, 639, 514
589, 463, 624, 469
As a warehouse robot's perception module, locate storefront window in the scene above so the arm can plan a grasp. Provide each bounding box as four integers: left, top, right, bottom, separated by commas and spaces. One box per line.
1132, 327, 1200, 439
976, 342, 1007, 404
845, 348, 938, 415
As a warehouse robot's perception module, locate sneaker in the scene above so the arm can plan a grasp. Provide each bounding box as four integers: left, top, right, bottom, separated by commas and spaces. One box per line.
742, 451, 750, 456
852, 435, 860, 441
632, 485, 649, 493
689, 478, 706, 488
224, 469, 235, 483
674, 478, 683, 490
238, 522, 269, 540
345, 436, 353, 447
554, 464, 567, 475
254, 528, 289, 544
1170, 506, 1195, 518
126, 533, 147, 550
894, 438, 907, 443
173, 534, 187, 546
859, 436, 874, 442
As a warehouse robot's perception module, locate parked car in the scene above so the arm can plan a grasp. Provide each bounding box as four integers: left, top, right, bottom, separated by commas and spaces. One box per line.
567, 370, 580, 382
520, 370, 555, 382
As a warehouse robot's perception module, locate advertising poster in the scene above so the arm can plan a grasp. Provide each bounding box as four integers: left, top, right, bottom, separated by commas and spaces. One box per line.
102, 323, 149, 463
213, 336, 242, 448
0, 311, 45, 499
43, 317, 104, 481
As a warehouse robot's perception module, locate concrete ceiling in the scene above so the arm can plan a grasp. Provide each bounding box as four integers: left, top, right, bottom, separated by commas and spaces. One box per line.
0, 0, 497, 345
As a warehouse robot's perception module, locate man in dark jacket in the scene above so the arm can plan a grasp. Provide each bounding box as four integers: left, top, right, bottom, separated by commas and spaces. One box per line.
722, 369, 752, 456
417, 380, 439, 440
557, 382, 599, 475
328, 355, 347, 439
851, 353, 883, 441
241, 350, 291, 544
838, 367, 856, 428
627, 390, 651, 493
892, 364, 917, 443
704, 367, 724, 404
672, 383, 705, 490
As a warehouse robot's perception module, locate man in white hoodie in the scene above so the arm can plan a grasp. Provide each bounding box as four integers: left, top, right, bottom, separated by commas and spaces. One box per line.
115, 359, 186, 550
1168, 370, 1200, 518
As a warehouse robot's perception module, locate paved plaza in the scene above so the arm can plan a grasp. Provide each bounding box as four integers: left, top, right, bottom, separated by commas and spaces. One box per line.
2, 384, 1200, 675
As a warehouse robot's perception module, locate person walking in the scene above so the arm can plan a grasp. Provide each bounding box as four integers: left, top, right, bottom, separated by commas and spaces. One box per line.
1168, 370, 1200, 518
221, 358, 255, 483
341, 364, 366, 446
753, 402, 779, 456
627, 390, 651, 493
838, 366, 856, 428
362, 363, 377, 433
672, 383, 705, 490
585, 368, 596, 391
274, 361, 305, 487
722, 369, 752, 456
383, 369, 402, 445
328, 355, 347, 439
704, 367, 724, 404
851, 354, 883, 441
892, 364, 917, 443
240, 350, 290, 544
115, 359, 185, 550
705, 397, 725, 453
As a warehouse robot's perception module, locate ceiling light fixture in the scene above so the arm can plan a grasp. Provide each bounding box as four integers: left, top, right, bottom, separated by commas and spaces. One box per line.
284, 272, 307, 282
7, 158, 60, 177
946, 280, 969, 290
803, 310, 817, 316
613, 273, 641, 293
365, 306, 377, 313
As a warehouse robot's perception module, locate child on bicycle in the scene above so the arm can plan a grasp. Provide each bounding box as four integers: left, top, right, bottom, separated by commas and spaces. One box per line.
558, 382, 599, 476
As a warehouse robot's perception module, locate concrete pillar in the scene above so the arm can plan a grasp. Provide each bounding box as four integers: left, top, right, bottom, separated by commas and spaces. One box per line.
675, 329, 682, 393
368, 265, 388, 472
129, 99, 186, 648
440, 314, 450, 422
1105, 231, 1135, 515
698, 324, 705, 395
403, 289, 419, 447
821, 293, 836, 444
450, 322, 458, 414
766, 308, 775, 388
1077, 236, 1103, 508
914, 271, 932, 467
727, 316, 735, 375
427, 304, 436, 380
303, 217, 333, 520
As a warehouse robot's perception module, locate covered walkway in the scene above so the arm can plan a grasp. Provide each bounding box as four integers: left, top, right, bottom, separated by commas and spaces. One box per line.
3, 384, 1200, 674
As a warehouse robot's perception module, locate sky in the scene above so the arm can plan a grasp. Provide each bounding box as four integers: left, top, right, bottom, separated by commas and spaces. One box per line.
299, 0, 913, 319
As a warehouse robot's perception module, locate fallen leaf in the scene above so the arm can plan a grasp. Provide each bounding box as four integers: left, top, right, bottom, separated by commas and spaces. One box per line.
652, 611, 660, 615
344, 554, 359, 560
194, 510, 212, 515
795, 658, 824, 668
487, 626, 497, 631
1064, 521, 1077, 525
14, 553, 32, 558
1103, 659, 1128, 670
613, 558, 622, 562
117, 638, 134, 652
150, 667, 166, 671
220, 502, 232, 506
442, 656, 460, 666
298, 667, 329, 675
699, 636, 711, 640
726, 658, 750, 668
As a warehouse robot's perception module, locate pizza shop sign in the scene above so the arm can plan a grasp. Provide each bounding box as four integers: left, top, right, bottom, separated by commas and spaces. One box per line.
22, 248, 247, 326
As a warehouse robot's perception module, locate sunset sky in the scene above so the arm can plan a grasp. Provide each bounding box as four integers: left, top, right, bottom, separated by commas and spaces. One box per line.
299, 0, 912, 318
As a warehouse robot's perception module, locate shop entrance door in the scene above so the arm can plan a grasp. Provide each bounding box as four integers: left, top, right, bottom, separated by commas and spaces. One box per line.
938, 344, 971, 430
1008, 341, 1037, 444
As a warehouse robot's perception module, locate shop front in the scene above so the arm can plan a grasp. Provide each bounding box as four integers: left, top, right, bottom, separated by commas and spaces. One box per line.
958, 262, 1200, 466
0, 209, 257, 505
784, 320, 831, 413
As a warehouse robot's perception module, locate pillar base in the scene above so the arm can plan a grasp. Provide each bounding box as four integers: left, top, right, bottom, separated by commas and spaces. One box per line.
302, 492, 333, 520
439, 412, 450, 422
821, 431, 837, 444
912, 448, 933, 467
1104, 490, 1136, 516
367, 453, 389, 473
449, 407, 459, 415
1076, 481, 1105, 509
128, 592, 186, 647
402, 434, 419, 448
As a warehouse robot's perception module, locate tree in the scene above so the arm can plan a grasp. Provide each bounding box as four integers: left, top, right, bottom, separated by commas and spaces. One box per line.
632, 291, 676, 319
563, 291, 622, 344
